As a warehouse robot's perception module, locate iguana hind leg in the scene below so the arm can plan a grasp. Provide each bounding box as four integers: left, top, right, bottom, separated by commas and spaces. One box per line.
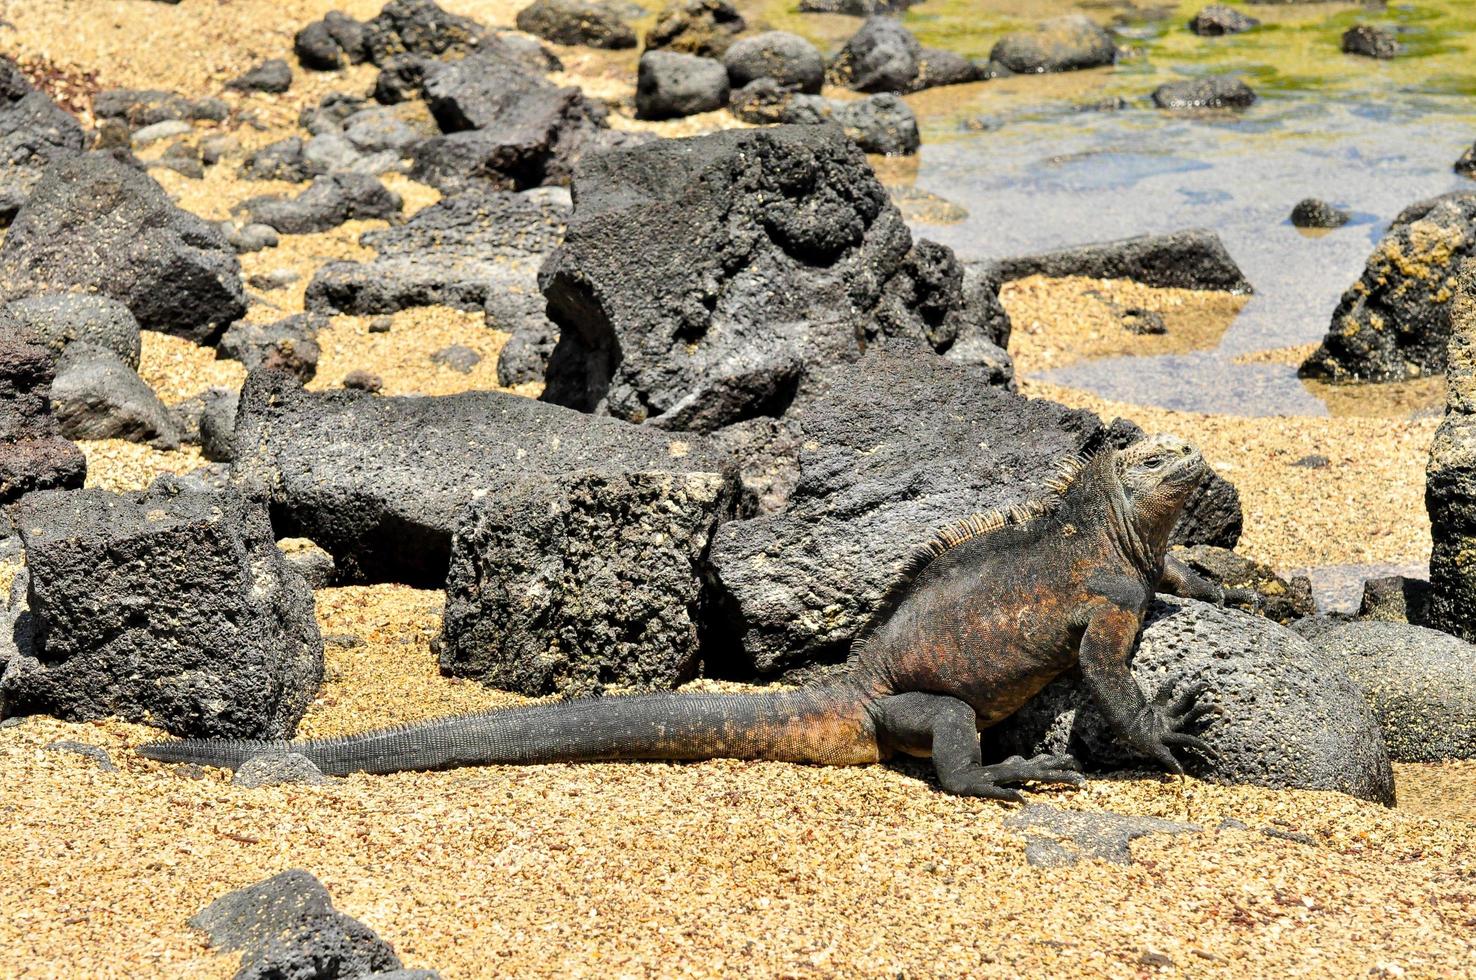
870, 692, 1083, 802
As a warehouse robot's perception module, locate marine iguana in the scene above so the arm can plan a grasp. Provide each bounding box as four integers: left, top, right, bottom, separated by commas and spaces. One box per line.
140, 433, 1242, 801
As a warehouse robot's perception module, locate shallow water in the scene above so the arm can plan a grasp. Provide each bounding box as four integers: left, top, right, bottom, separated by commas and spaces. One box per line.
769, 0, 1476, 415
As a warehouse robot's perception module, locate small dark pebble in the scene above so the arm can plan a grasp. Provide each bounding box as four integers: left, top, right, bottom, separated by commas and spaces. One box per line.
368, 316, 393, 333
342, 370, 383, 393
1122, 308, 1167, 335
324, 633, 364, 648
1138, 950, 1175, 969
430, 344, 481, 373
1292, 454, 1330, 469
0, 716, 27, 729
1216, 818, 1250, 831
1075, 96, 1129, 113
247, 269, 300, 291
1290, 198, 1351, 229
1188, 5, 1258, 37
1261, 827, 1318, 847
227, 58, 294, 94
1342, 24, 1401, 60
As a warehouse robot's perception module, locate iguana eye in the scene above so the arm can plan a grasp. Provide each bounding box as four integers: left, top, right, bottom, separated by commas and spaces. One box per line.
1144, 456, 1165, 469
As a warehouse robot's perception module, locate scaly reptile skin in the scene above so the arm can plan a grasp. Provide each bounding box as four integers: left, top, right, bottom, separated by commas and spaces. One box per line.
140, 433, 1234, 800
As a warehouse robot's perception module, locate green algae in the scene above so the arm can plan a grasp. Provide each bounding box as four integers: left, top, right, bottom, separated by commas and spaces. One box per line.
754, 0, 1476, 103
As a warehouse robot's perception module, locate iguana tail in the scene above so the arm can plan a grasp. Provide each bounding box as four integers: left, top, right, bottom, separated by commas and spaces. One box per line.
136, 681, 881, 775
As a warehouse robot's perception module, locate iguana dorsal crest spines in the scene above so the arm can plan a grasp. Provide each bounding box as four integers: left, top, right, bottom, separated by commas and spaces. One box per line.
851, 446, 1101, 652
903, 447, 1098, 579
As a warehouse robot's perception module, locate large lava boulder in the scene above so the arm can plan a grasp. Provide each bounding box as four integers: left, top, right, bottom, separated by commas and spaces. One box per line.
0, 56, 86, 225
705, 341, 1100, 674
1301, 192, 1476, 382
441, 469, 738, 696
0, 152, 247, 343
230, 370, 724, 586
306, 187, 567, 315
538, 125, 1009, 431
2, 480, 322, 739
1293, 618, 1476, 762
990, 598, 1395, 805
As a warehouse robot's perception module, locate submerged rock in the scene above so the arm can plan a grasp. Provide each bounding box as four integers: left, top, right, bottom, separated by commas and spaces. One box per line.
1290, 197, 1350, 229
991, 229, 1253, 293
1342, 24, 1402, 60
1152, 76, 1257, 110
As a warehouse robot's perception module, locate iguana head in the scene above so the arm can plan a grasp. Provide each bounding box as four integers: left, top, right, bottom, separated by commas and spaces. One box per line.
1114, 433, 1206, 546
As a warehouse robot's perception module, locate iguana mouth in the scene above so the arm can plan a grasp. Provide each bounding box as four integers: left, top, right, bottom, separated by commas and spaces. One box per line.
1169, 448, 1206, 485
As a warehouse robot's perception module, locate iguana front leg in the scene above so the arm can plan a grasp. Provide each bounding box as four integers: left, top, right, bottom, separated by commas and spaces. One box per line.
869, 692, 1083, 802
1077, 605, 1218, 775
1159, 555, 1259, 608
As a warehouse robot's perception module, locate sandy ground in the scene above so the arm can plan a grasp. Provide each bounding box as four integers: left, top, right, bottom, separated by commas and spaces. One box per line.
3, 585, 1475, 979
2, 0, 1474, 977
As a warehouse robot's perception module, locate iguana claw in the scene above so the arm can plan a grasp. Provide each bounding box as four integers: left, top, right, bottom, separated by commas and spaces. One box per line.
1222, 586, 1263, 612
1131, 680, 1222, 773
